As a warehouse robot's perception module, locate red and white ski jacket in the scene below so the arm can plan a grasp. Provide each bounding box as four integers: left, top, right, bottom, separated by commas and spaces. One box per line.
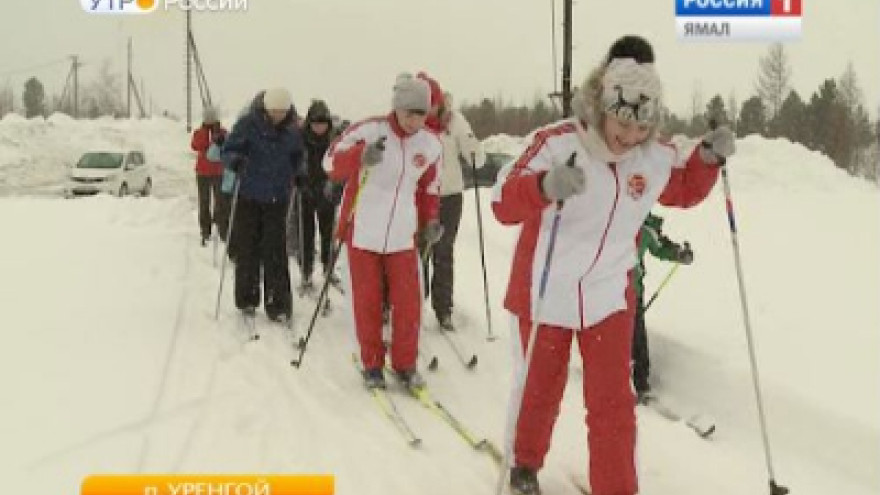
324, 113, 442, 253
492, 119, 719, 329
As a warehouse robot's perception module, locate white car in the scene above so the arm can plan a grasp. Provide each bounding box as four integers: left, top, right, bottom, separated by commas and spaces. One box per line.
64, 151, 153, 198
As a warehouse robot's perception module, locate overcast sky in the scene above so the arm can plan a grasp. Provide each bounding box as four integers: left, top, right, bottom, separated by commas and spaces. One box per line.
2, 0, 879, 123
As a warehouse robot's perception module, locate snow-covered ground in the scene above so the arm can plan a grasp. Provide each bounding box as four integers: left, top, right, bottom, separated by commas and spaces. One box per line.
1, 116, 878, 494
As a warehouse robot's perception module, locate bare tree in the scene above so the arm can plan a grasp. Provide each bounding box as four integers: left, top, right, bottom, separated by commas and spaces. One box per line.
83, 59, 123, 117
0, 82, 13, 117
727, 90, 738, 131
690, 81, 703, 121
837, 62, 864, 112
756, 43, 791, 120
688, 82, 706, 134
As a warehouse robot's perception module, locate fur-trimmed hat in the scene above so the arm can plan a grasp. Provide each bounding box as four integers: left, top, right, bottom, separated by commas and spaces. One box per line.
575, 36, 663, 128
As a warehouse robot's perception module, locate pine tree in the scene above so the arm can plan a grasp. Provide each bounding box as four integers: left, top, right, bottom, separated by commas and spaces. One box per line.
737, 96, 766, 137
23, 77, 46, 118
705, 94, 729, 126
776, 90, 808, 144
807, 79, 853, 171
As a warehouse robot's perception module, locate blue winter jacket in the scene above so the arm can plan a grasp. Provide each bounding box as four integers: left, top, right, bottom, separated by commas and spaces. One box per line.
221, 94, 304, 204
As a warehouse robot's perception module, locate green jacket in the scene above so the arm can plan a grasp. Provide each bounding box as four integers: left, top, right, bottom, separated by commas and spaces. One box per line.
634, 213, 681, 300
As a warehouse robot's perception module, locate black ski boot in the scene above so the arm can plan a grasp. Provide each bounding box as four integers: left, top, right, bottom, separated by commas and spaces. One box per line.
438, 314, 455, 331
634, 376, 653, 405
510, 466, 541, 495
298, 275, 315, 296
324, 265, 343, 291
395, 368, 426, 391
363, 368, 386, 389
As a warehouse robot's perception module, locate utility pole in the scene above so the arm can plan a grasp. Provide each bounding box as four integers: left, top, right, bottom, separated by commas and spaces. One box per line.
127, 37, 132, 118
185, 8, 192, 132
70, 55, 81, 118
561, 0, 573, 117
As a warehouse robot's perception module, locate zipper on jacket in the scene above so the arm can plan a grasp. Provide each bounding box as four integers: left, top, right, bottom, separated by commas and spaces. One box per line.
577, 162, 621, 329
382, 138, 407, 252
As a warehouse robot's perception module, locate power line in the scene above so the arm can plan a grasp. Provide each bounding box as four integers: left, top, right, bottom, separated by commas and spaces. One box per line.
0, 58, 69, 78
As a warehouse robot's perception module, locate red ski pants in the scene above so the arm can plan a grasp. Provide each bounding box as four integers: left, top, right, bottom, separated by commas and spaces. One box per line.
513, 298, 638, 495
345, 245, 422, 372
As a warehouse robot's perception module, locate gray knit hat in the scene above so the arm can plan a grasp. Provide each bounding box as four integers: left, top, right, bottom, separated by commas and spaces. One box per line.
392, 73, 430, 112
202, 106, 219, 124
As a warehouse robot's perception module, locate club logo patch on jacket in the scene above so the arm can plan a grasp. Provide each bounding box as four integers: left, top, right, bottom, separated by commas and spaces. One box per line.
627, 173, 647, 200
413, 153, 427, 169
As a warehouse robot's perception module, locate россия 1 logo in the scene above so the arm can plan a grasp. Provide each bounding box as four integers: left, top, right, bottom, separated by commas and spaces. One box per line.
675, 0, 802, 41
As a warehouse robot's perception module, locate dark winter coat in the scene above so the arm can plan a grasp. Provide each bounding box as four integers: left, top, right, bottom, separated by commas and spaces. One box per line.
300, 100, 342, 204
191, 124, 227, 176
301, 107, 336, 195
221, 93, 304, 204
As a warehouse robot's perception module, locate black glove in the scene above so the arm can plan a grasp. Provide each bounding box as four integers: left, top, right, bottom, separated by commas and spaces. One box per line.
676, 242, 694, 265
323, 181, 343, 205
212, 133, 226, 146
230, 155, 248, 173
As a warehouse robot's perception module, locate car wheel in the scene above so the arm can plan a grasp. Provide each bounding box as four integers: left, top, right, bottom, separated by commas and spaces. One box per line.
141, 178, 152, 197
118, 183, 129, 197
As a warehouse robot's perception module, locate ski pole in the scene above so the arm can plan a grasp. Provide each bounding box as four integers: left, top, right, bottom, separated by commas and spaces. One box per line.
705, 119, 788, 495
421, 239, 432, 300
470, 151, 495, 341
297, 185, 306, 282
643, 262, 681, 311
496, 152, 575, 495
214, 174, 242, 320
292, 137, 384, 368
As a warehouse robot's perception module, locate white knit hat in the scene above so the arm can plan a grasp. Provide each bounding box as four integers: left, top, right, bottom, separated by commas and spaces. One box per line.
392, 73, 430, 112
600, 58, 662, 124
263, 87, 292, 111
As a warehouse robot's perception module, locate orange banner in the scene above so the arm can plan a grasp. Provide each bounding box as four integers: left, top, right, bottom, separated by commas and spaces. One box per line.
82, 475, 333, 495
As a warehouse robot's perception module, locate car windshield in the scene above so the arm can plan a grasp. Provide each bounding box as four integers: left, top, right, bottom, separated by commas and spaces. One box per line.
76, 153, 124, 169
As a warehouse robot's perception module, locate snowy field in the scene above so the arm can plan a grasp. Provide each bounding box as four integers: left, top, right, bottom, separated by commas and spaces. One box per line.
1, 116, 878, 494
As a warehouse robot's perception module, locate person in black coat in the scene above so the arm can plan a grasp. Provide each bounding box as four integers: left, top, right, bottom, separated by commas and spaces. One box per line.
221, 88, 304, 322
294, 100, 342, 291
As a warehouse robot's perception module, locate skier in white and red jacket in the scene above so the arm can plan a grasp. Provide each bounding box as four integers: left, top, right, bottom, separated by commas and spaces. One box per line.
324, 73, 444, 391
492, 36, 736, 495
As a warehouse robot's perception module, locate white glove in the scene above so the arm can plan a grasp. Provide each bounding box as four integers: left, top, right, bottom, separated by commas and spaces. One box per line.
540, 153, 584, 201
422, 220, 444, 247
699, 126, 736, 165
361, 136, 386, 167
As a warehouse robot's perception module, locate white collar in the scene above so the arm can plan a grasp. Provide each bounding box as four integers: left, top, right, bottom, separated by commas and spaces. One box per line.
574, 119, 638, 164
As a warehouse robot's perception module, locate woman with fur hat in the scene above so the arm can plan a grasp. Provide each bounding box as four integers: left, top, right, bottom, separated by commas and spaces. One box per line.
324, 73, 443, 391
492, 35, 735, 495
